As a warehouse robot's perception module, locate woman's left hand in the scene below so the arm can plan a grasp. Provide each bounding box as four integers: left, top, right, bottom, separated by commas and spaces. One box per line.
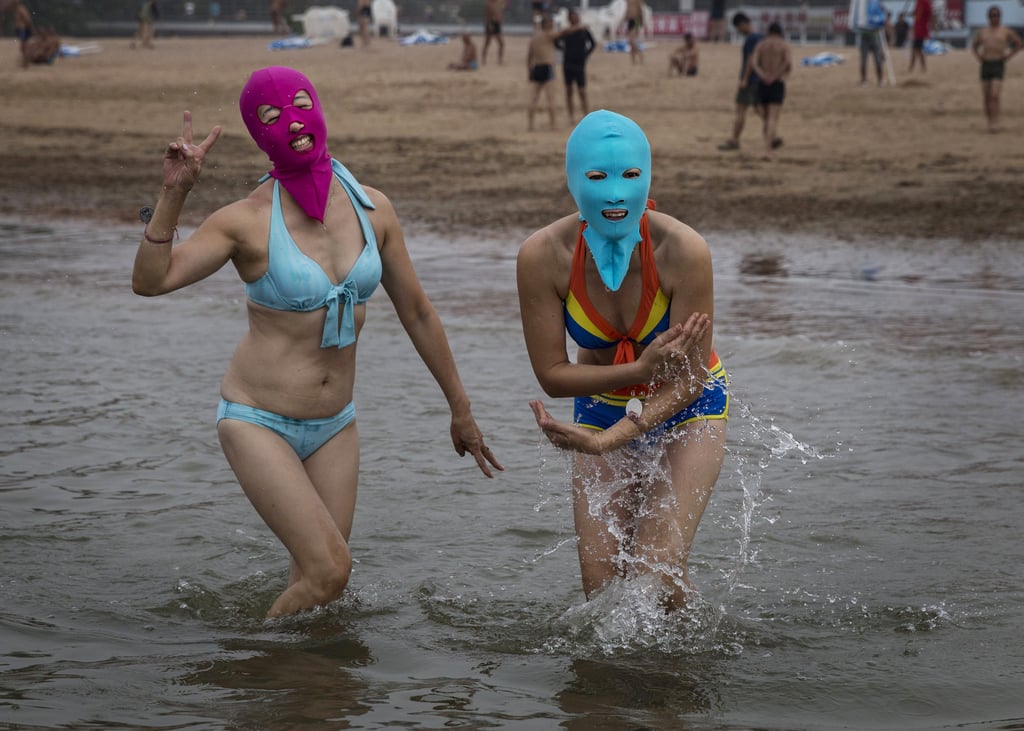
529, 400, 604, 455
162, 110, 222, 192
451, 414, 504, 478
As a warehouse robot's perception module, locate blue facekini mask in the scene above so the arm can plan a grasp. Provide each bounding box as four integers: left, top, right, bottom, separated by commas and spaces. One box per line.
565, 110, 652, 292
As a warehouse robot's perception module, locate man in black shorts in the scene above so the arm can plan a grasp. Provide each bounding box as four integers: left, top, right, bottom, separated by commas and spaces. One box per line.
748, 22, 791, 160
555, 10, 596, 123
527, 15, 558, 130
482, 0, 505, 64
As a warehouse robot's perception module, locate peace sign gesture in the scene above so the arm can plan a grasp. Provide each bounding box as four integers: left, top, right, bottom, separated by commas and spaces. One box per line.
162, 110, 222, 191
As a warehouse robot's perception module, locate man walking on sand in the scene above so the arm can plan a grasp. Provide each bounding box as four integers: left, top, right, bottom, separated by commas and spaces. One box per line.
972, 5, 1021, 132
482, 0, 505, 64
718, 12, 780, 152
749, 22, 791, 161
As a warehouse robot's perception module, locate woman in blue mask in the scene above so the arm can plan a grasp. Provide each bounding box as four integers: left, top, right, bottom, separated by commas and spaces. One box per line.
517, 110, 728, 610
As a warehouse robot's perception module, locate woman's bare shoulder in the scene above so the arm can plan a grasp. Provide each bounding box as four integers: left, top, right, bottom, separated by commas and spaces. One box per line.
520, 213, 578, 261
648, 208, 711, 269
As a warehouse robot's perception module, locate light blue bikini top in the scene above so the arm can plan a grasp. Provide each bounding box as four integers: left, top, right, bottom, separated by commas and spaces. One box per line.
245, 159, 382, 349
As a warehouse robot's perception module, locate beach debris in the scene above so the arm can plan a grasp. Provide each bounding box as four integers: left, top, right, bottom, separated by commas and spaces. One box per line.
398, 29, 449, 45
801, 52, 845, 66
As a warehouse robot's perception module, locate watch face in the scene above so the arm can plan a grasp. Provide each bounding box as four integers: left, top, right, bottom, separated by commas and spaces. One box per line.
139, 206, 154, 224
626, 398, 643, 420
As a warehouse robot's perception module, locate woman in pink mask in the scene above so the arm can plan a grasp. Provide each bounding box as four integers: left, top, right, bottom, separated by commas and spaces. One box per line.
517, 110, 727, 611
132, 66, 502, 618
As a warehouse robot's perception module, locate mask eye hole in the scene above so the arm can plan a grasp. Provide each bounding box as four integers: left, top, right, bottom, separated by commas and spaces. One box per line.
585, 171, 607, 181
293, 90, 313, 109
257, 104, 281, 125
623, 168, 642, 179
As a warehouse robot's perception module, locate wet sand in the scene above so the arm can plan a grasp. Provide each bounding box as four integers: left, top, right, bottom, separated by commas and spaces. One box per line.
1, 33, 1021, 241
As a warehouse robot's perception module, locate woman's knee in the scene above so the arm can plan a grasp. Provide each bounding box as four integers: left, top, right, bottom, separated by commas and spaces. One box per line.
305, 540, 353, 603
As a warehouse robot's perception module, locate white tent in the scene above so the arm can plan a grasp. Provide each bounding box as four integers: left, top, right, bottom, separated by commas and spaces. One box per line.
849, 0, 896, 84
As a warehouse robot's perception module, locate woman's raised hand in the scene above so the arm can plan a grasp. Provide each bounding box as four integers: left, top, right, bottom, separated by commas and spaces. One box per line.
162, 110, 222, 191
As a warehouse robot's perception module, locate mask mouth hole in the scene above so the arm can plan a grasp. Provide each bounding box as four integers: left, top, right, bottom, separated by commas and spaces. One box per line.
290, 134, 315, 152
602, 209, 628, 221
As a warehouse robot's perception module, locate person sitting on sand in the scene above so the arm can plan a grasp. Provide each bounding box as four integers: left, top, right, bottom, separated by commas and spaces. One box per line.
448, 32, 479, 70
668, 32, 699, 76
131, 66, 502, 619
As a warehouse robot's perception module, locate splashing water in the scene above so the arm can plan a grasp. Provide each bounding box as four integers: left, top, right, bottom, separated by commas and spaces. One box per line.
718, 391, 827, 593
533, 375, 831, 655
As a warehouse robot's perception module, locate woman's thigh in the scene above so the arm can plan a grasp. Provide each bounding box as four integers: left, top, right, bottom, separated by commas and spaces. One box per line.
218, 419, 352, 569
633, 419, 726, 562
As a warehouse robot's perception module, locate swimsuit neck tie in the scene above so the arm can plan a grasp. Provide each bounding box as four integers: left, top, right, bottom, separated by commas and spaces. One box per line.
321, 280, 360, 349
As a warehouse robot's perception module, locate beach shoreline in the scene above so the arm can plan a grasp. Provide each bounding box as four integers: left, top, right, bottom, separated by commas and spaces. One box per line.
1, 35, 1021, 243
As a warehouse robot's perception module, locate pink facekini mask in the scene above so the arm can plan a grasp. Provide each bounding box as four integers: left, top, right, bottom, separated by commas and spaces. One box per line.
239, 66, 333, 223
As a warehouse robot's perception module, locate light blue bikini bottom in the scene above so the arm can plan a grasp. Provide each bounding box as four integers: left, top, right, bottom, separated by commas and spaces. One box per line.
216, 398, 356, 461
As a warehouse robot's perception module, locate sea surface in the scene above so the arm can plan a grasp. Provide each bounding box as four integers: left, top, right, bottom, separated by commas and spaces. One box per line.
1, 216, 1022, 730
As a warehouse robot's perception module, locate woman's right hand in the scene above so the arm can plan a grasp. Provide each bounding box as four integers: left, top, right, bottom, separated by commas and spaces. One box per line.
162, 110, 222, 192
636, 312, 709, 381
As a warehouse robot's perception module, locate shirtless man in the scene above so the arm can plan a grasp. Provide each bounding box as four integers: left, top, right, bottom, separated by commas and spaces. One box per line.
6, 0, 34, 67
527, 15, 558, 130
749, 22, 792, 161
482, 0, 505, 65
668, 32, 699, 76
625, 0, 644, 64
972, 5, 1022, 132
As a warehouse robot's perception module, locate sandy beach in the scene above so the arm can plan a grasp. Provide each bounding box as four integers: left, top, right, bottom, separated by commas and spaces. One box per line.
1, 33, 1021, 242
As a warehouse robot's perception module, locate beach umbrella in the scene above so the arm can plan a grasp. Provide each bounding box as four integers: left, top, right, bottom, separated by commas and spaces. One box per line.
849, 0, 897, 84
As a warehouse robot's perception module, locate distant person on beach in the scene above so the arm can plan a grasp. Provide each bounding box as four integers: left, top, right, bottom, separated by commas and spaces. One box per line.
131, 66, 502, 619
356, 0, 372, 47
894, 12, 909, 47
21, 22, 58, 63
858, 27, 885, 85
668, 32, 699, 76
270, 0, 290, 34
517, 110, 728, 611
708, 0, 726, 41
625, 0, 644, 64
554, 9, 595, 123
3, 0, 33, 67
448, 32, 479, 70
482, 0, 505, 64
972, 5, 1021, 132
719, 12, 780, 152
749, 22, 791, 161
527, 15, 558, 130
131, 0, 158, 49
908, 0, 932, 72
